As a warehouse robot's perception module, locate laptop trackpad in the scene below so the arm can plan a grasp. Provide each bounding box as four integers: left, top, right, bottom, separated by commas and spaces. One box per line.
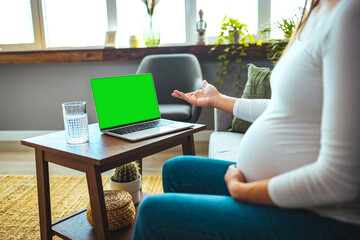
168, 122, 193, 129
124, 126, 178, 140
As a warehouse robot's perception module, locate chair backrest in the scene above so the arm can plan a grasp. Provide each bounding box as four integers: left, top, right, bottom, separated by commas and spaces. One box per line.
136, 53, 203, 105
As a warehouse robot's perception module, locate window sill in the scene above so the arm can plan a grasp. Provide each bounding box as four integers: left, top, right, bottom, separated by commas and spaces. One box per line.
0, 44, 268, 64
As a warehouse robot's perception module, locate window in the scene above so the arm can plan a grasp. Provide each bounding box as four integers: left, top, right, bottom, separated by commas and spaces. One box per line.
0, 0, 307, 52
0, 0, 34, 44
271, 0, 304, 39
0, 0, 42, 51
42, 0, 108, 48
196, 0, 258, 44
156, 0, 186, 45
116, 0, 186, 47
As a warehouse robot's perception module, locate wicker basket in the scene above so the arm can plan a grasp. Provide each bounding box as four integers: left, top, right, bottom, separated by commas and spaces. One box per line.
86, 190, 136, 231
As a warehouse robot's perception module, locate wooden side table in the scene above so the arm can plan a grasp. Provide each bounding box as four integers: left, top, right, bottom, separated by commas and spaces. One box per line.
21, 123, 206, 240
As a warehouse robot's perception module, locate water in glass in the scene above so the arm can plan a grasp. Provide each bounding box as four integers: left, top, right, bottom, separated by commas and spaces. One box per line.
62, 101, 89, 144
64, 113, 89, 144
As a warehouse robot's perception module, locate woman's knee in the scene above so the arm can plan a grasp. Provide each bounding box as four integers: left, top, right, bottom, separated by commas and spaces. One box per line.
163, 156, 187, 176
137, 195, 163, 221
163, 156, 208, 176
163, 156, 208, 190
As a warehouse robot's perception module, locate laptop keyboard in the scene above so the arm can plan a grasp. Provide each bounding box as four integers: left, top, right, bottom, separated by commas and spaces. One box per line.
109, 119, 174, 135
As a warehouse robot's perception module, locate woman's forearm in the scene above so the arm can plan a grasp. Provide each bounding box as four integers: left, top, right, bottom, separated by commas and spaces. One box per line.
227, 179, 275, 206
213, 93, 238, 115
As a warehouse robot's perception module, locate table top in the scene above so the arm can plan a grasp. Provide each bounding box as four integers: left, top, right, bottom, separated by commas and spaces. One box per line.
21, 123, 206, 166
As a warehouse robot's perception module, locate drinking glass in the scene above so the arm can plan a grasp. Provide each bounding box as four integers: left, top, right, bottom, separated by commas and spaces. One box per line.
62, 101, 89, 144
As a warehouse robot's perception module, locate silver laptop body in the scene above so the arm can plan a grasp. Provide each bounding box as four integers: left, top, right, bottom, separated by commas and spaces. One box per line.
90, 73, 194, 141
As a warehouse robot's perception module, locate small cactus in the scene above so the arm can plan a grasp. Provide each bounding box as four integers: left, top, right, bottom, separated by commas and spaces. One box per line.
111, 161, 140, 183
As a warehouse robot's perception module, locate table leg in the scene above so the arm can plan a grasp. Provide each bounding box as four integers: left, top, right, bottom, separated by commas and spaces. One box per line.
86, 164, 109, 240
182, 135, 196, 155
35, 149, 52, 240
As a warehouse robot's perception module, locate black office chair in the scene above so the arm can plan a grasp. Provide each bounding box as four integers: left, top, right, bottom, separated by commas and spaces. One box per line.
136, 53, 203, 123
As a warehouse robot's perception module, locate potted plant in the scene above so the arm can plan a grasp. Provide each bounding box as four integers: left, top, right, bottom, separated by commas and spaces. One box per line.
109, 161, 141, 205
260, 17, 297, 64
259, 9, 301, 64
209, 15, 254, 96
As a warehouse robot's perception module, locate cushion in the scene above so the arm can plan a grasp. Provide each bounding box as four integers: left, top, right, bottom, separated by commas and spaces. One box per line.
208, 131, 245, 161
227, 64, 272, 133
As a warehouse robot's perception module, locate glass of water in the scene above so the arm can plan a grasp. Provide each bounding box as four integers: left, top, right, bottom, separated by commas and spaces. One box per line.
62, 101, 89, 144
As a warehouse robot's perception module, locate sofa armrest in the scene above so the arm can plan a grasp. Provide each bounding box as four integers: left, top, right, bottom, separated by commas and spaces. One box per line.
214, 108, 234, 132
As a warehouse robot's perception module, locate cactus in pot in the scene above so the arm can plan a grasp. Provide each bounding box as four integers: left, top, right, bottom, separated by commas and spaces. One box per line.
111, 161, 140, 183
109, 161, 142, 204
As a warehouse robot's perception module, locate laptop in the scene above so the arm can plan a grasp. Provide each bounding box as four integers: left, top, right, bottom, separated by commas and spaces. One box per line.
90, 73, 194, 141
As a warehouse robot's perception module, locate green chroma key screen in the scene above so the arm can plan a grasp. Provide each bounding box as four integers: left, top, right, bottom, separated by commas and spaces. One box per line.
90, 73, 160, 129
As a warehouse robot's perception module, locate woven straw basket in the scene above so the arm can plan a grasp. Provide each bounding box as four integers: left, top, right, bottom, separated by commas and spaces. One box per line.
86, 190, 136, 231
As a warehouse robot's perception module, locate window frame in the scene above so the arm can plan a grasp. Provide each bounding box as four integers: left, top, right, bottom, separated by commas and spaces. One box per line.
0, 0, 273, 52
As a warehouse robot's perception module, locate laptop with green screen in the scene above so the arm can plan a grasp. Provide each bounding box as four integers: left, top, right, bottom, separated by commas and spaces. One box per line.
90, 73, 193, 141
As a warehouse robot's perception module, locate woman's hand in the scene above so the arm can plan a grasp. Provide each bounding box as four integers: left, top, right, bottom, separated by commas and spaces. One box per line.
225, 165, 246, 200
225, 165, 275, 206
172, 80, 220, 108
225, 164, 246, 184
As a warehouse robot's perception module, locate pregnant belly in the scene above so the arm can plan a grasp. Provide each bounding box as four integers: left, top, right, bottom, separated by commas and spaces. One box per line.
236, 117, 320, 182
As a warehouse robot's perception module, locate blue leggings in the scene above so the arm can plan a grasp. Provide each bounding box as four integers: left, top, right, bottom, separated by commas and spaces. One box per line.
132, 156, 360, 240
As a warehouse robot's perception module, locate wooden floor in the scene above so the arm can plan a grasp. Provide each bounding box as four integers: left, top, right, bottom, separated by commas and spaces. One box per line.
0, 141, 209, 176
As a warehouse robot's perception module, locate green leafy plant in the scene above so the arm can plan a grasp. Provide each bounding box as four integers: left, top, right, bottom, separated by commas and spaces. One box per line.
260, 9, 301, 64
267, 18, 296, 64
275, 18, 297, 39
111, 161, 140, 183
209, 15, 254, 96
266, 39, 290, 64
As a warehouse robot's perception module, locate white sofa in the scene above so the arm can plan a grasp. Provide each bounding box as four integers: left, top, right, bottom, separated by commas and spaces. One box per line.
208, 109, 245, 162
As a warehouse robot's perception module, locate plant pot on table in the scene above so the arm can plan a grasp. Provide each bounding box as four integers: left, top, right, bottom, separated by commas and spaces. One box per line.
109, 174, 142, 205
